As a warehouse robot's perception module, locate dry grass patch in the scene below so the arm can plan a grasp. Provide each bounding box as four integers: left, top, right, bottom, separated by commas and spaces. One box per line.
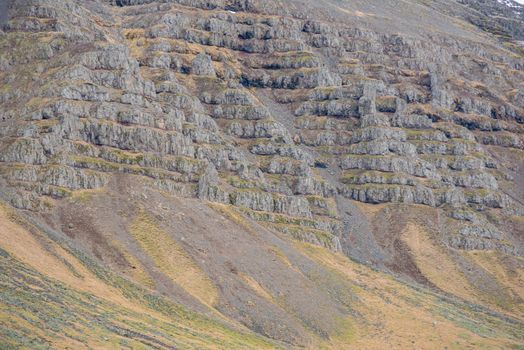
465, 251, 524, 319
401, 222, 477, 301
114, 240, 155, 289
240, 273, 275, 303
268, 246, 294, 268
0, 203, 152, 315
296, 241, 522, 349
352, 201, 387, 219
130, 209, 218, 306
208, 203, 258, 235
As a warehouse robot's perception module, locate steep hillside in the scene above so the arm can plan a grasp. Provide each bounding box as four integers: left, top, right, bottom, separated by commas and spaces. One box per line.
0, 0, 523, 348
1, 194, 523, 349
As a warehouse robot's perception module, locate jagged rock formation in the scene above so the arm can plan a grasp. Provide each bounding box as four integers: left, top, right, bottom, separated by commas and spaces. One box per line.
1, 0, 523, 255
0, 0, 523, 348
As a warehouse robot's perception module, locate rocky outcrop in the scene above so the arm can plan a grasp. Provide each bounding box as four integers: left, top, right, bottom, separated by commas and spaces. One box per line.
191, 53, 216, 77
0, 0, 523, 259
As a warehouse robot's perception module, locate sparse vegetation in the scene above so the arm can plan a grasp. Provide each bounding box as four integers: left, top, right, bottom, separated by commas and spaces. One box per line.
1, 0, 524, 348
129, 208, 218, 307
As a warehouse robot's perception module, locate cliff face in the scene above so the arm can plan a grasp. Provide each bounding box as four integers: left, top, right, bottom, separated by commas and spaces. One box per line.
0, 0, 523, 348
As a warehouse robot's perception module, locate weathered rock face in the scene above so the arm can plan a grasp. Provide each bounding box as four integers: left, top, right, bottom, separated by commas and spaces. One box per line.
0, 0, 523, 278
458, 0, 524, 41
191, 53, 216, 77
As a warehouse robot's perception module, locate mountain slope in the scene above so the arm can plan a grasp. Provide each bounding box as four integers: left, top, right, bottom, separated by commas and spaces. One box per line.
1, 197, 523, 349
0, 0, 523, 348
